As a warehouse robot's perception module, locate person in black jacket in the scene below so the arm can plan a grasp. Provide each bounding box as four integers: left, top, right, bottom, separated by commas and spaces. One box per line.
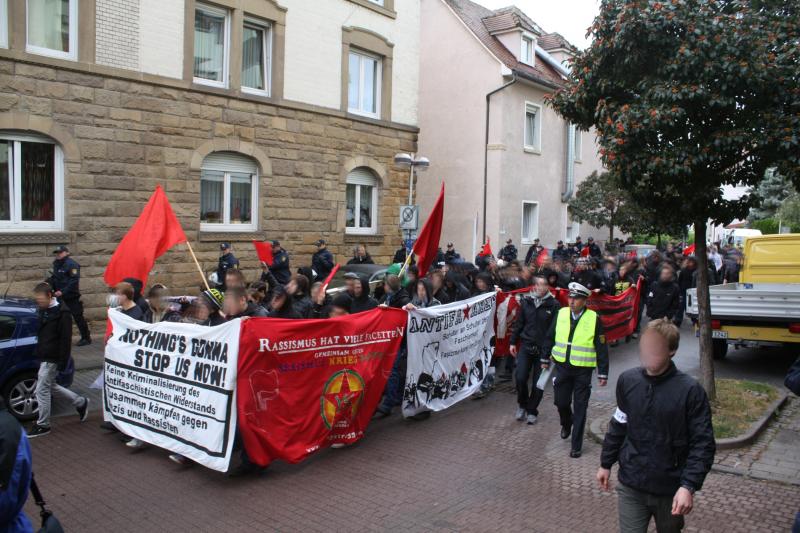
49, 245, 91, 345
509, 276, 560, 424
347, 244, 374, 265
29, 283, 89, 438
598, 318, 715, 532
380, 275, 410, 309
215, 243, 240, 291
122, 277, 152, 323
646, 264, 681, 323
499, 239, 518, 262
312, 239, 335, 282
223, 287, 268, 319
267, 285, 301, 319
350, 275, 378, 314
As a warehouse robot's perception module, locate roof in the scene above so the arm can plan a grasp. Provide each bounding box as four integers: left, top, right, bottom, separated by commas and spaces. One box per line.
443, 0, 567, 88
538, 32, 577, 53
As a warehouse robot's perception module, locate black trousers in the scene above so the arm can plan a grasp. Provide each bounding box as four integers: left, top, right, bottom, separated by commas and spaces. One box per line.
553, 363, 593, 452
62, 296, 91, 340
514, 343, 543, 415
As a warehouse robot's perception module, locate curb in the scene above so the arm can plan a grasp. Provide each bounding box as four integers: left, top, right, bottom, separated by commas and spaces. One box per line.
587, 392, 790, 450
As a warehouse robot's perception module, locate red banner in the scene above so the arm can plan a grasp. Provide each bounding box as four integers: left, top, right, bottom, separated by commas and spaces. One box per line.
553, 278, 643, 342
494, 287, 532, 356
236, 308, 407, 466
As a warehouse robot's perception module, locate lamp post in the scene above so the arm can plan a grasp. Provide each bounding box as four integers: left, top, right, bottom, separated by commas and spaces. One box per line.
394, 152, 430, 251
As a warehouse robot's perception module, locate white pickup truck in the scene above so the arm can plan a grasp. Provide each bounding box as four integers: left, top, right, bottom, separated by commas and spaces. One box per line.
686, 234, 800, 359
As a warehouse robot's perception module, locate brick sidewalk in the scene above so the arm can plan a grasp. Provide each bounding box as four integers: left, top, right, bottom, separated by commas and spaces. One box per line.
25, 386, 799, 532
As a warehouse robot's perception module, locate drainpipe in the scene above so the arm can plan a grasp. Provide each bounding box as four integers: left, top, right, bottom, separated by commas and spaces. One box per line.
562, 123, 575, 202
483, 75, 517, 243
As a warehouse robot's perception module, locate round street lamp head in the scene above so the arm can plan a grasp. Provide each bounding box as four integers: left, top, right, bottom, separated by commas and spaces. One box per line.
415, 156, 430, 170
394, 153, 413, 166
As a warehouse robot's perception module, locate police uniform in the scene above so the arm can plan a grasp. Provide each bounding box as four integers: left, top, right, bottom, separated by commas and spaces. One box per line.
270, 241, 291, 285
216, 243, 239, 291
549, 282, 609, 457
49, 246, 91, 344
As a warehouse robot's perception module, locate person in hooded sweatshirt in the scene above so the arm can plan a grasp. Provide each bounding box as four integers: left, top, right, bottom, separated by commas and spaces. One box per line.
443, 270, 471, 302
430, 270, 450, 304
286, 274, 312, 318
405, 278, 441, 310
122, 277, 152, 322
646, 264, 681, 324
380, 274, 411, 309
472, 272, 495, 295
224, 287, 268, 319
267, 285, 302, 319
350, 275, 378, 314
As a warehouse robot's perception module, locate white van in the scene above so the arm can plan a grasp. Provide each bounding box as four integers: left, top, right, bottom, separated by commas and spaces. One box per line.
724, 228, 762, 247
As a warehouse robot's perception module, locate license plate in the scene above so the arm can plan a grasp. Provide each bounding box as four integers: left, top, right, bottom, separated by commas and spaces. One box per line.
695, 330, 728, 339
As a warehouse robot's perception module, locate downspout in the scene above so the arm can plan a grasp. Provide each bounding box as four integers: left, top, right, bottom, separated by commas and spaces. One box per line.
483, 75, 517, 243
562, 123, 575, 202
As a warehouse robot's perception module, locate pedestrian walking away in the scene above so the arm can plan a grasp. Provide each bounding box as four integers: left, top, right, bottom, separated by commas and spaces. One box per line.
29, 282, 89, 438
48, 245, 91, 346
598, 319, 715, 533
549, 282, 608, 457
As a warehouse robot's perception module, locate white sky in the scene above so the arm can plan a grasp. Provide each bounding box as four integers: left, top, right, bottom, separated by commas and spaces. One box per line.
473, 0, 600, 49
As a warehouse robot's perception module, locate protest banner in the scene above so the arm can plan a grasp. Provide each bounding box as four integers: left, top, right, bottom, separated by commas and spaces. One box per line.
553, 279, 643, 341
403, 292, 496, 417
494, 287, 533, 356
237, 308, 407, 467
103, 309, 240, 472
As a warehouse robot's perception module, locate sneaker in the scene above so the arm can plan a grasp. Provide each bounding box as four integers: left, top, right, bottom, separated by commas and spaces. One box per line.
126, 438, 145, 449
515, 407, 526, 421
169, 454, 190, 466
526, 414, 537, 425
77, 397, 89, 422
28, 425, 51, 438
77, 338, 92, 347
631, 332, 639, 339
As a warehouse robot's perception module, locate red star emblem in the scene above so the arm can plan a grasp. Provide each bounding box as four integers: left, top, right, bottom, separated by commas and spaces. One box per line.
463, 304, 471, 319
324, 373, 359, 422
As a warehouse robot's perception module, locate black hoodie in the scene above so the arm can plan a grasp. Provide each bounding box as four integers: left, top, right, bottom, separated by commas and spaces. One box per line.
350, 276, 378, 314
123, 277, 152, 322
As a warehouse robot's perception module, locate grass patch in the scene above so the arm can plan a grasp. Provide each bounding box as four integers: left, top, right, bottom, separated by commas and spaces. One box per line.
712, 379, 779, 439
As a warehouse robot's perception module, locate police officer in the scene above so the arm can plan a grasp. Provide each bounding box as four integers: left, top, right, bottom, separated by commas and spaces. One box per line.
499, 239, 518, 262
49, 246, 91, 346
216, 243, 239, 291
270, 240, 291, 285
548, 282, 608, 458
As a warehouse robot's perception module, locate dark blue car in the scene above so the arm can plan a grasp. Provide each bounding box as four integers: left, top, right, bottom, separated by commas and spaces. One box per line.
0, 298, 74, 421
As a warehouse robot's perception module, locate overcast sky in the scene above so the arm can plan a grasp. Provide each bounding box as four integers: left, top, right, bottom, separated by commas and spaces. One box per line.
473, 0, 600, 49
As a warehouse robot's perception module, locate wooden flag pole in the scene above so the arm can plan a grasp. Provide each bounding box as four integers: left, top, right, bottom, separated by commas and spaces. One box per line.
185, 240, 211, 292
398, 249, 414, 278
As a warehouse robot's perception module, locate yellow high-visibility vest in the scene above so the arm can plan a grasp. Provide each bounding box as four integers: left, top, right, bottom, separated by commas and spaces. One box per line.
551, 307, 598, 367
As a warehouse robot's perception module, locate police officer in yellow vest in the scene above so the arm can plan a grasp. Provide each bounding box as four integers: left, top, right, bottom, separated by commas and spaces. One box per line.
548, 282, 609, 458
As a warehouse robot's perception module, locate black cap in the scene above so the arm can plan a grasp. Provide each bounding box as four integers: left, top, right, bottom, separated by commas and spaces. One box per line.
534, 238, 540, 242
588, 236, 595, 241
220, 242, 231, 250
506, 238, 512, 244
343, 272, 360, 280
271, 240, 280, 247
316, 239, 326, 246
557, 240, 564, 245
52, 245, 69, 254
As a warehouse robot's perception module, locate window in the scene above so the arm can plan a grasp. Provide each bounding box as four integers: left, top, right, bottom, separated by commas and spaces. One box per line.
348, 50, 382, 118
0, 133, 64, 231
566, 213, 580, 243
242, 18, 271, 96
521, 35, 534, 65
346, 168, 379, 235
0, 0, 8, 49
368, 0, 385, 5
0, 314, 14, 341
26, 0, 78, 60
521, 202, 539, 244
200, 152, 258, 232
194, 3, 230, 88
524, 102, 542, 153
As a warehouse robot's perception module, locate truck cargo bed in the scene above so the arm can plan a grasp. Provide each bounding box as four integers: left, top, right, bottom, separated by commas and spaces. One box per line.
685, 283, 800, 320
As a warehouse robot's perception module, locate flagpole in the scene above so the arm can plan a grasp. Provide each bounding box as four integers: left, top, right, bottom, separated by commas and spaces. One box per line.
185, 240, 212, 292
398, 250, 414, 277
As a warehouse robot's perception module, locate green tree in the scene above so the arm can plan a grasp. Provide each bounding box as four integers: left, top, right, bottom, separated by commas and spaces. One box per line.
777, 193, 800, 230
568, 171, 635, 242
549, 0, 800, 399
749, 169, 794, 221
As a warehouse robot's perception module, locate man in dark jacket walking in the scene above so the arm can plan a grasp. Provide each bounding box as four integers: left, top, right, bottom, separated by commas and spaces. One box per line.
216, 243, 240, 291
312, 239, 335, 282
499, 239, 518, 262
270, 241, 291, 285
598, 318, 715, 533
49, 245, 91, 345
29, 283, 89, 438
646, 265, 681, 323
509, 276, 560, 424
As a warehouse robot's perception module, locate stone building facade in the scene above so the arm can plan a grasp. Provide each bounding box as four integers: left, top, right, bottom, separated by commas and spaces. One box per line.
0, 0, 419, 326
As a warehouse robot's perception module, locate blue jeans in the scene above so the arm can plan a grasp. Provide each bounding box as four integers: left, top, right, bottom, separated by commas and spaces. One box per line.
378, 348, 406, 413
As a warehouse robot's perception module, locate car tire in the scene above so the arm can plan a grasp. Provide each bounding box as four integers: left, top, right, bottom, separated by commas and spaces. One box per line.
712, 339, 729, 360
2, 371, 39, 422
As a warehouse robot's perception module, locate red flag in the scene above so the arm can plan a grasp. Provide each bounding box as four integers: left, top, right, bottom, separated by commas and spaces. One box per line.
237, 307, 407, 466
580, 245, 590, 257
479, 237, 493, 257
321, 264, 341, 292
535, 249, 550, 267
103, 186, 187, 287
683, 243, 696, 256
252, 240, 274, 266
412, 182, 445, 277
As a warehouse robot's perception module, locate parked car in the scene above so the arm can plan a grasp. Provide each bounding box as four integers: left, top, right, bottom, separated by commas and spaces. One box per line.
0, 297, 74, 421
623, 244, 657, 260
327, 264, 388, 292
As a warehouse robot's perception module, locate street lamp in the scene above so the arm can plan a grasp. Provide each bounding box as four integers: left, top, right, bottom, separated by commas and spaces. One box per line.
394, 153, 430, 205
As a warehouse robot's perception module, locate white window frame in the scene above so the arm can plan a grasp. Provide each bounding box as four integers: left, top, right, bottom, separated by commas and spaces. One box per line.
193, 2, 231, 89
521, 33, 535, 66
524, 101, 542, 154
368, 0, 385, 5
345, 170, 379, 235
348, 49, 382, 119
25, 0, 78, 61
0, 0, 8, 49
521, 201, 539, 245
565, 207, 580, 243
0, 133, 64, 232
200, 157, 259, 233
241, 17, 271, 97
